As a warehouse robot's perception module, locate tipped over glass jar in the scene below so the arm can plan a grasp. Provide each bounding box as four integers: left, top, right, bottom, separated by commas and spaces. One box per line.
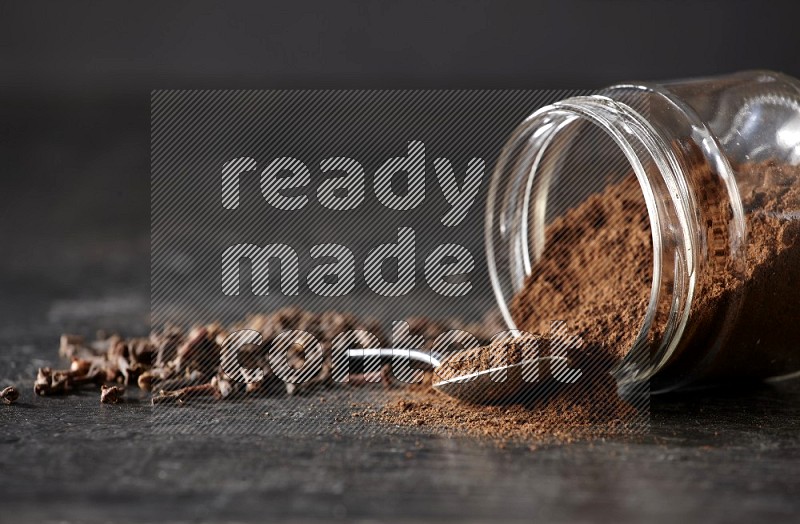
487, 71, 800, 392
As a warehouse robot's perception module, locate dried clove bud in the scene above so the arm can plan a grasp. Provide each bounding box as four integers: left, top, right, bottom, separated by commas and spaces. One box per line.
283, 349, 333, 396
151, 327, 184, 367
59, 334, 100, 361
212, 375, 233, 399
70, 358, 93, 376
149, 370, 204, 392
136, 364, 175, 392
128, 362, 148, 386
137, 371, 155, 391
127, 338, 156, 366
175, 327, 221, 377
100, 385, 124, 404
69, 370, 105, 388
151, 381, 222, 405
107, 336, 129, 362
116, 356, 130, 384
1, 386, 19, 404
344, 364, 395, 388
243, 373, 284, 397
34, 366, 104, 396
34, 368, 61, 396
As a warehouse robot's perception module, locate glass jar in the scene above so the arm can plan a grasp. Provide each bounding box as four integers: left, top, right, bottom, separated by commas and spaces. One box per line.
487, 71, 800, 392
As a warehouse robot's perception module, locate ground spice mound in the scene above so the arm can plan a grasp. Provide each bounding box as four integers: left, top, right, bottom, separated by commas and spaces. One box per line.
375, 334, 641, 442
659, 160, 800, 384
432, 334, 555, 406
434, 334, 545, 384
509, 173, 652, 360
505, 159, 800, 387
372, 381, 638, 444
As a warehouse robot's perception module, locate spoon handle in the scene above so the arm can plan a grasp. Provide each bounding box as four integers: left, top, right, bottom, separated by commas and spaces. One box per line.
345, 348, 441, 368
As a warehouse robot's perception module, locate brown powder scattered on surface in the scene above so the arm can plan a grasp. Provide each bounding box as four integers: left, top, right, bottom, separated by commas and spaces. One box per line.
370, 377, 639, 444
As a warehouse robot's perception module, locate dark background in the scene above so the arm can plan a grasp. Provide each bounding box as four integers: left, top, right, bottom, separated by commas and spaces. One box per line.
2, 0, 800, 335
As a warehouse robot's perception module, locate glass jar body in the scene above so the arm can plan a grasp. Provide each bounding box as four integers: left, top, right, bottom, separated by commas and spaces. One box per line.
487, 71, 800, 391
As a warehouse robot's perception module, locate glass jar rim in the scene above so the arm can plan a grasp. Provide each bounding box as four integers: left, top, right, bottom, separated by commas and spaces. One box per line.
484, 93, 699, 387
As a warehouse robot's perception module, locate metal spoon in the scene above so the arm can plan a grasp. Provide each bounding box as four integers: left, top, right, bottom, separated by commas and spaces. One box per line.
346, 348, 571, 404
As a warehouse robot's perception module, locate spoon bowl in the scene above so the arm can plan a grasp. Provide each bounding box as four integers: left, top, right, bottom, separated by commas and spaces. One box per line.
346, 348, 566, 404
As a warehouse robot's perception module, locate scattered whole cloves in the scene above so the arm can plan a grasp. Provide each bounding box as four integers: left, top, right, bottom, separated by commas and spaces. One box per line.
100, 385, 125, 404
34, 366, 103, 396
38, 309, 499, 414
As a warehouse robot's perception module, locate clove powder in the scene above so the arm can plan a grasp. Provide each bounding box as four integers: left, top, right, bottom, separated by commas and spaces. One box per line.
506, 159, 800, 387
